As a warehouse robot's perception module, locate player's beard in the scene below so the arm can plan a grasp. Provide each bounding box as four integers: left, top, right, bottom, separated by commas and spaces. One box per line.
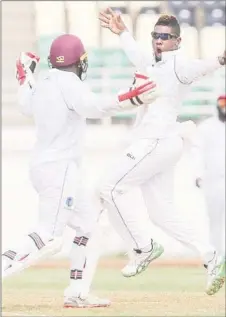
155, 48, 162, 62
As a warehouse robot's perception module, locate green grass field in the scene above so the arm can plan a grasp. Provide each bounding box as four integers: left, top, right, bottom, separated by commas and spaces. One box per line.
2, 258, 225, 317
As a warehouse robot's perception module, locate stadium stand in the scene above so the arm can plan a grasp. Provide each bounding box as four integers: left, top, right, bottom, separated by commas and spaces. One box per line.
101, 13, 133, 47
200, 26, 225, 58
180, 26, 199, 58
65, 1, 100, 48
97, 1, 128, 10
128, 1, 162, 14
2, 1, 36, 124
168, 1, 197, 26
202, 1, 225, 26
34, 1, 65, 36
135, 10, 160, 50
2, 1, 225, 125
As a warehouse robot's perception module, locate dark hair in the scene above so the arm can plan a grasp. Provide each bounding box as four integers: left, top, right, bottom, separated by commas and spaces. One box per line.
155, 14, 180, 37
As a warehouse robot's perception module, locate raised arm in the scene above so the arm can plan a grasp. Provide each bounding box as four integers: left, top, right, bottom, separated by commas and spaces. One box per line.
16, 52, 40, 117
174, 51, 225, 85
99, 8, 151, 72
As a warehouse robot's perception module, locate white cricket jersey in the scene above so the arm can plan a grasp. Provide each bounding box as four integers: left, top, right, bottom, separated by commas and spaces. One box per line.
18, 69, 122, 168
192, 116, 225, 182
120, 31, 223, 139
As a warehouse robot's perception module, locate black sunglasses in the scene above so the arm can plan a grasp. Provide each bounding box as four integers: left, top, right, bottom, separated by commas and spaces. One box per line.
151, 32, 178, 40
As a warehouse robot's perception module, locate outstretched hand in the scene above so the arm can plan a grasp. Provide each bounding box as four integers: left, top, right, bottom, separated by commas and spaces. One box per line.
99, 7, 127, 35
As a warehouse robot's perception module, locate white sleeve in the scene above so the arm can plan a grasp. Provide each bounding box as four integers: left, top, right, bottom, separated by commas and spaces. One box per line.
65, 76, 123, 119
17, 84, 34, 117
119, 31, 152, 72
174, 56, 223, 85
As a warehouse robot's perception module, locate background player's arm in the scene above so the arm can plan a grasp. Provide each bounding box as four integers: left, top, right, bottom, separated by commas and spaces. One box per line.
175, 52, 225, 85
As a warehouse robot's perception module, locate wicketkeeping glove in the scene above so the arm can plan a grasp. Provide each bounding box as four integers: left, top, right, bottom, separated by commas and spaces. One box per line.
16, 52, 40, 88
117, 73, 157, 110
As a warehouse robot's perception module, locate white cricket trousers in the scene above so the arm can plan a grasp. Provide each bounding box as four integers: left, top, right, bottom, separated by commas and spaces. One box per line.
100, 137, 215, 263
29, 159, 99, 240
204, 179, 225, 257
2, 159, 99, 290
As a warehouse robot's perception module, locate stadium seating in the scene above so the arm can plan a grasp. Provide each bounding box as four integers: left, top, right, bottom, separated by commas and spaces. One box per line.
87, 48, 132, 70
135, 13, 159, 50
202, 0, 225, 26
180, 26, 199, 58
3, 0, 225, 126
202, 0, 224, 8
65, 1, 100, 48
128, 1, 162, 14
101, 13, 133, 47
203, 7, 225, 26
97, 1, 127, 9
34, 1, 65, 36
168, 0, 201, 9
34, 1, 65, 69
168, 2, 196, 27
2, 0, 36, 124
97, 1, 128, 11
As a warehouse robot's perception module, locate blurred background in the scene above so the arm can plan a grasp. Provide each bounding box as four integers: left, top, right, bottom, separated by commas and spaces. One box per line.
2, 1, 225, 259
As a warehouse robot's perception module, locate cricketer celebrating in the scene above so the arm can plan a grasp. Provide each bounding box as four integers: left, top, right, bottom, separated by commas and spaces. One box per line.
99, 9, 226, 296
2, 34, 157, 307
192, 95, 225, 264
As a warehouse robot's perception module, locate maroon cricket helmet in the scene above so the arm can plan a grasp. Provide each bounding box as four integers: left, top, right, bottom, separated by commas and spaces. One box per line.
49, 34, 87, 68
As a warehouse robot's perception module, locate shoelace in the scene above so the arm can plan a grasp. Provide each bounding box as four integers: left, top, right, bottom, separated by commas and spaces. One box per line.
209, 255, 218, 276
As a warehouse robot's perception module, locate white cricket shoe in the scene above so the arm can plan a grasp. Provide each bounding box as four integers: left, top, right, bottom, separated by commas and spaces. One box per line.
2, 255, 14, 277
122, 241, 164, 277
2, 237, 63, 279
64, 295, 111, 308
206, 252, 225, 296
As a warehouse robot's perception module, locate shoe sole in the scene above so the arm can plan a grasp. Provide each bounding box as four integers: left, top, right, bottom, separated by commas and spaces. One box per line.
123, 246, 164, 278
64, 303, 110, 308
206, 276, 225, 296
2, 239, 62, 280
206, 261, 226, 296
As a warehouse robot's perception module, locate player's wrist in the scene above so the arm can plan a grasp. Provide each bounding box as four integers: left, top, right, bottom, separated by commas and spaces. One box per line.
118, 27, 128, 36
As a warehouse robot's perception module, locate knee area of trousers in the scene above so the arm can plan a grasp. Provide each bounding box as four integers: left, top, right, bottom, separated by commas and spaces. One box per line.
100, 184, 113, 203
74, 228, 91, 240
27, 229, 63, 254
35, 227, 63, 244
100, 183, 124, 203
